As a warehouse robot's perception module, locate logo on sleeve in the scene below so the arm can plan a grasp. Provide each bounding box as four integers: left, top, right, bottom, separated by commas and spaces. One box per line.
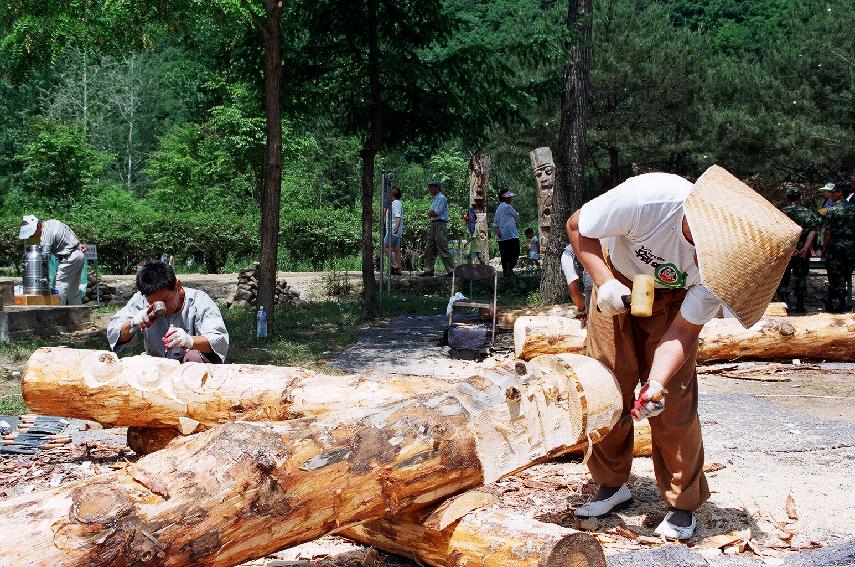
654, 263, 687, 288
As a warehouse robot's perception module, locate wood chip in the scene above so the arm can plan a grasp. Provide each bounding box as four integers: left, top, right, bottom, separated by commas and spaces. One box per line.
576, 516, 599, 531
785, 494, 799, 520
700, 528, 750, 550
703, 462, 726, 473
614, 524, 639, 540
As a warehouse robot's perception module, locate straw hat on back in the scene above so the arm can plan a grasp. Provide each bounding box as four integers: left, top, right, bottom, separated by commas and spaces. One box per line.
684, 165, 800, 328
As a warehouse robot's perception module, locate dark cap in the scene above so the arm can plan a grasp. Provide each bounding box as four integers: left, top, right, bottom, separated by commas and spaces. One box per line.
785, 186, 801, 198
834, 180, 851, 192
427, 179, 441, 187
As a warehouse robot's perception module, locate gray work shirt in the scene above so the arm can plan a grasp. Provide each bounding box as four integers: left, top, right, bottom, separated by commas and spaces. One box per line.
107, 287, 229, 362
40, 219, 79, 258
429, 192, 449, 222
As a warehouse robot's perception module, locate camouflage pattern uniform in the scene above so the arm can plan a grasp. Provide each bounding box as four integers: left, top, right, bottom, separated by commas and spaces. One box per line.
777, 193, 821, 312
823, 198, 855, 312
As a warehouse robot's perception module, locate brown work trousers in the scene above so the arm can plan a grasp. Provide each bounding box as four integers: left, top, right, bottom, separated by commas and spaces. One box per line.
585, 280, 710, 512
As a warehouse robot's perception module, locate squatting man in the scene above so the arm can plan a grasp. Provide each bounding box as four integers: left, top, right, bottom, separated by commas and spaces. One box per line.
107, 260, 229, 363
566, 166, 799, 539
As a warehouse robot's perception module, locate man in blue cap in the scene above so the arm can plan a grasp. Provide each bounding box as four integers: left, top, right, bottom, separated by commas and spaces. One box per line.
420, 179, 455, 276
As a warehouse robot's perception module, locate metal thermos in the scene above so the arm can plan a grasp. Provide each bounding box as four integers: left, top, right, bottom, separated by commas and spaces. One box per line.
22, 244, 50, 295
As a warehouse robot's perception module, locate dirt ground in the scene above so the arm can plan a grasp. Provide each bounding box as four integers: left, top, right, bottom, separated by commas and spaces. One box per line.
2, 310, 854, 566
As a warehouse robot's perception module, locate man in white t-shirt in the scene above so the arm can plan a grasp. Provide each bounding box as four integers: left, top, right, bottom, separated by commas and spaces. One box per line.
560, 243, 591, 322
566, 166, 800, 539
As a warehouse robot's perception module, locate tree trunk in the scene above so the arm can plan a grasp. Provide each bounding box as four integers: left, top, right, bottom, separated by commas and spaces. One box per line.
254, 1, 284, 324
0, 354, 622, 567
22, 347, 445, 431
468, 154, 491, 264
539, 0, 593, 304
514, 315, 586, 361
697, 313, 855, 362
343, 495, 605, 567
360, 0, 382, 319
514, 313, 855, 362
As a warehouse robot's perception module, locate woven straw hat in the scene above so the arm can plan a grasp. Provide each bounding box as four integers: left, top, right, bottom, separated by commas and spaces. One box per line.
684, 165, 800, 328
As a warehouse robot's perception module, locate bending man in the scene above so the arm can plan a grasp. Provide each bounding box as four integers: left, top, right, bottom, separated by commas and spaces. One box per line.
107, 261, 229, 363
567, 166, 799, 539
18, 215, 86, 305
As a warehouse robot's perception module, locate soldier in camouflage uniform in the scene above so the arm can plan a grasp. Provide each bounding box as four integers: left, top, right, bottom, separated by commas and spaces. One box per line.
777, 186, 821, 313
822, 181, 855, 312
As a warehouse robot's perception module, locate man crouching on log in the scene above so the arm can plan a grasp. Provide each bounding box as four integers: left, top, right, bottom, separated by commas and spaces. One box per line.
107, 260, 229, 363
566, 165, 800, 539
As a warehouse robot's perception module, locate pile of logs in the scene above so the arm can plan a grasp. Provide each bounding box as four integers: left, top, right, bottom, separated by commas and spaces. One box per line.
224, 264, 300, 309
82, 274, 116, 304
8, 347, 623, 566
514, 312, 855, 362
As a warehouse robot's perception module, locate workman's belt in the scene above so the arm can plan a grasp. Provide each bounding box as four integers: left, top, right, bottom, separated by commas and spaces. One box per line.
610, 261, 686, 298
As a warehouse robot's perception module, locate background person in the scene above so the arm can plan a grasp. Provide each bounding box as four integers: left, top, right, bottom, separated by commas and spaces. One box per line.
383, 186, 404, 275
567, 166, 799, 540
822, 181, 855, 312
420, 179, 455, 277
560, 242, 591, 323
524, 228, 540, 262
107, 260, 229, 363
493, 190, 520, 277
776, 186, 820, 313
18, 215, 86, 305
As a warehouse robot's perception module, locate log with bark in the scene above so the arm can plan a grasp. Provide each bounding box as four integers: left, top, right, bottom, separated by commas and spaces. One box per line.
1, 353, 622, 567
482, 304, 581, 331
343, 489, 605, 567
515, 313, 855, 362
22, 347, 445, 431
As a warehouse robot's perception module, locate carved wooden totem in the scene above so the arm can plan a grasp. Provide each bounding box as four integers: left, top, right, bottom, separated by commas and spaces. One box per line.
468, 154, 491, 264
530, 147, 555, 250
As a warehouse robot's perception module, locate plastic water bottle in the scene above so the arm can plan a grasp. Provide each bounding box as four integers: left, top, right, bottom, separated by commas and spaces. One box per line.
256, 306, 268, 338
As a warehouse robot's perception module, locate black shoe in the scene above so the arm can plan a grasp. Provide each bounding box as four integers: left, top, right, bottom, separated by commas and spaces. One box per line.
794, 298, 805, 314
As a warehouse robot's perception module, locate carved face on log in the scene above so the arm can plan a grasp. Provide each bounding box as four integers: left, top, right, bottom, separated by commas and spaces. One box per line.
533, 164, 555, 191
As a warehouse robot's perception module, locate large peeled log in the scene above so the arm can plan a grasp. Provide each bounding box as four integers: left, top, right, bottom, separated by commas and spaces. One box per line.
484, 304, 581, 331
343, 492, 605, 567
23, 347, 444, 430
515, 313, 855, 362
0, 354, 621, 567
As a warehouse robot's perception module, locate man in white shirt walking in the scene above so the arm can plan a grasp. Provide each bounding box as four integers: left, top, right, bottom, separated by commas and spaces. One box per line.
566, 166, 800, 539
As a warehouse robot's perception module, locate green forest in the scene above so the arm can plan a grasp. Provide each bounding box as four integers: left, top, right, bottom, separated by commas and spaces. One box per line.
1, 0, 853, 274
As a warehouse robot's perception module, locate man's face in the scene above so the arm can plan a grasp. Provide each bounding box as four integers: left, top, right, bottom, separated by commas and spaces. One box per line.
428, 185, 439, 196
145, 282, 184, 316
831, 190, 844, 202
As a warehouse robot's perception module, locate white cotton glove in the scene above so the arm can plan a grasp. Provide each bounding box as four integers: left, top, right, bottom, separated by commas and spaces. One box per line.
163, 326, 194, 350
131, 307, 153, 330
596, 279, 631, 317
631, 380, 666, 422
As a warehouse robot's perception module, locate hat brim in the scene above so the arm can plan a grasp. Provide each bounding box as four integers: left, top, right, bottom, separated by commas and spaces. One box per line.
19, 222, 37, 240
684, 165, 801, 328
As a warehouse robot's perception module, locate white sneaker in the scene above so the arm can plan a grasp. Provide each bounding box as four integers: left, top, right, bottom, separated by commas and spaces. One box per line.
574, 484, 633, 518
654, 511, 696, 540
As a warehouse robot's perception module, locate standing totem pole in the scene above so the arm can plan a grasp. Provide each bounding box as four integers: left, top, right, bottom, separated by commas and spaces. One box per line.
468, 154, 491, 264
530, 147, 556, 250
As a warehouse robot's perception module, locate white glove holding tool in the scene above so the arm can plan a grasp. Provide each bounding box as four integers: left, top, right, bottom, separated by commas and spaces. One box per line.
631, 380, 666, 421
596, 279, 631, 317
163, 326, 194, 350
131, 307, 154, 330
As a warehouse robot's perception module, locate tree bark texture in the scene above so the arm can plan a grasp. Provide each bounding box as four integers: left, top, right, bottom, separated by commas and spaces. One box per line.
22, 348, 445, 431
343, 496, 606, 567
468, 154, 491, 264
514, 313, 855, 362
0, 354, 621, 567
254, 0, 284, 322
539, 0, 593, 304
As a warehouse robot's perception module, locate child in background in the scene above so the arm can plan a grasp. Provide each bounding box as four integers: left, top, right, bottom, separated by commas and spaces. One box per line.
524, 228, 540, 262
